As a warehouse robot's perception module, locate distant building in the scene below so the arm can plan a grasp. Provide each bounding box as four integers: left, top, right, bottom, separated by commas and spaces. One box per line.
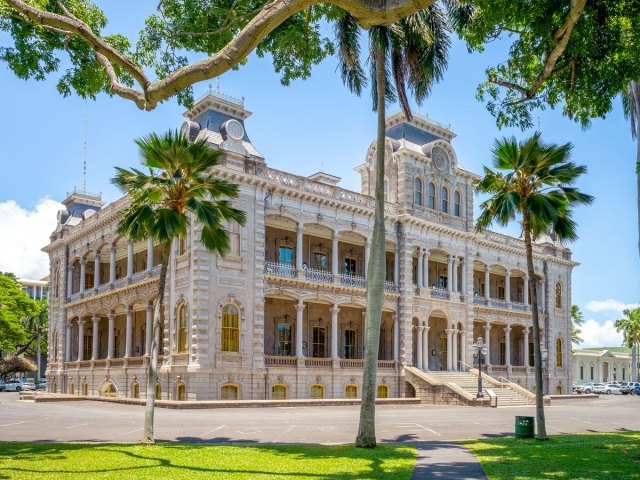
573, 347, 634, 383
19, 278, 49, 301
44, 92, 576, 401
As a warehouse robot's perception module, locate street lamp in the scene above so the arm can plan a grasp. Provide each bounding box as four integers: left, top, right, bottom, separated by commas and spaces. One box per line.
473, 337, 488, 398
540, 343, 549, 394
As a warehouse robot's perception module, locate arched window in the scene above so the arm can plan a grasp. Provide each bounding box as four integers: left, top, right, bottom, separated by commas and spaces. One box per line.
345, 385, 358, 399
82, 381, 88, 396
441, 186, 449, 213
580, 364, 584, 380
178, 235, 187, 256
454, 191, 462, 217
224, 220, 241, 256
51, 378, 57, 394
176, 383, 186, 401
221, 384, 239, 400
132, 381, 140, 399
555, 282, 562, 308
310, 384, 325, 399
556, 338, 563, 368
556, 384, 563, 395
414, 178, 423, 206
69, 380, 75, 395
377, 385, 389, 398
427, 182, 436, 209
222, 303, 240, 353
272, 384, 287, 400
383, 177, 389, 202
156, 383, 162, 400
177, 303, 187, 353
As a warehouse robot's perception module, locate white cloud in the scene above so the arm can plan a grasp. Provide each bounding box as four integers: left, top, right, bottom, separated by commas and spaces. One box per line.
584, 299, 639, 316
0, 198, 62, 280
578, 319, 625, 349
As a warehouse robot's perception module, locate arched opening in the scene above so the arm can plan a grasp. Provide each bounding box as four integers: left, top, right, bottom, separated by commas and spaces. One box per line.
272, 384, 287, 400
155, 382, 162, 400
51, 377, 57, 393
177, 303, 187, 353
555, 282, 562, 308
414, 177, 423, 206
69, 379, 75, 395
556, 384, 563, 395
221, 384, 239, 400
377, 385, 389, 398
441, 186, 449, 213
454, 191, 462, 217
310, 384, 325, 399
176, 383, 186, 401
345, 385, 358, 399
82, 381, 88, 396
405, 382, 416, 398
556, 338, 563, 368
427, 182, 436, 209
221, 303, 240, 353
132, 381, 140, 399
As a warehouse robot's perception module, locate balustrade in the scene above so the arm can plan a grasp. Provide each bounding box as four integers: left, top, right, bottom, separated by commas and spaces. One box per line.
339, 273, 366, 289
430, 287, 450, 300
304, 268, 332, 284
264, 261, 297, 278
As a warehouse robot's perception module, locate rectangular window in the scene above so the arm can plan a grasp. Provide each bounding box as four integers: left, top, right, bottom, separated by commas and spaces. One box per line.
278, 246, 294, 265
224, 221, 240, 256
580, 365, 584, 380
499, 342, 506, 365
313, 253, 327, 271
590, 366, 594, 380
497, 285, 505, 300
83, 335, 92, 360
343, 258, 357, 275
312, 326, 326, 358
277, 323, 293, 356
344, 329, 356, 359
438, 275, 448, 289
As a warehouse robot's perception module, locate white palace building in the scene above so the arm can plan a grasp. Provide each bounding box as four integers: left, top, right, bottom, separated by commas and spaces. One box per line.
45, 92, 576, 403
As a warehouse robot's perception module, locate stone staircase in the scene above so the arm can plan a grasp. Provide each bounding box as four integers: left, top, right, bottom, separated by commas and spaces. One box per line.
405, 367, 535, 407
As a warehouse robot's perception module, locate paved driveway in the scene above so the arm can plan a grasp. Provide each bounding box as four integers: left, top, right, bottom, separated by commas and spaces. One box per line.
0, 393, 637, 444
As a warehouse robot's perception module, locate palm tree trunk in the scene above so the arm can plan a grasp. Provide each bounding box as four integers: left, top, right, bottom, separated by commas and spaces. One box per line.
143, 241, 171, 444
633, 80, 640, 257
523, 213, 548, 440
36, 330, 41, 381
632, 342, 638, 382
355, 43, 386, 449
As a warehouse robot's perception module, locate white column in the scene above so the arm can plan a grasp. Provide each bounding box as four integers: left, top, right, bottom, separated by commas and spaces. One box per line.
109, 245, 116, 284
394, 244, 400, 284
66, 264, 74, 297
422, 326, 430, 371
417, 249, 424, 289
524, 274, 530, 305
446, 328, 454, 371
364, 241, 370, 280
77, 319, 84, 362
65, 317, 71, 362
484, 323, 491, 365
79, 258, 86, 293
295, 300, 305, 357
147, 238, 154, 272
484, 265, 491, 300
393, 316, 399, 362
452, 257, 458, 293
452, 328, 459, 371
460, 328, 466, 367
504, 325, 511, 366
125, 308, 133, 358
540, 278, 546, 308
447, 256, 453, 293
296, 223, 304, 270
416, 326, 424, 370
127, 241, 134, 279
145, 303, 153, 355
93, 253, 100, 288
332, 232, 339, 282
505, 270, 511, 303
107, 311, 115, 359
460, 259, 466, 295
330, 305, 340, 359
92, 315, 99, 360
422, 250, 429, 287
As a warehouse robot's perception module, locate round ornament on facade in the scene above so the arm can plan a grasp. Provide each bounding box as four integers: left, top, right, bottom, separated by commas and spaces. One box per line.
224, 119, 245, 140
434, 151, 448, 172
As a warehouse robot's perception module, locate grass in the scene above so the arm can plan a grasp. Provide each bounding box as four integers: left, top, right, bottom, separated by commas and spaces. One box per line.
464, 431, 640, 479
0, 442, 415, 479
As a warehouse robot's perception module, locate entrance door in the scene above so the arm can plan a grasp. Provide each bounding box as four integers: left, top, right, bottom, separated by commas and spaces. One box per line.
439, 337, 447, 371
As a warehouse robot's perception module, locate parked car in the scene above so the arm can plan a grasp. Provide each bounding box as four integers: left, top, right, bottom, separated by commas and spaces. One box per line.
3, 379, 33, 392
578, 383, 597, 394
34, 381, 46, 391
591, 383, 607, 394
619, 383, 635, 394
633, 386, 640, 395
0, 380, 5, 392
604, 384, 622, 395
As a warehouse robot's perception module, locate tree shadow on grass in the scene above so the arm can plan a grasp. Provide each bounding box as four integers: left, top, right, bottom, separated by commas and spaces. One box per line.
0, 441, 415, 479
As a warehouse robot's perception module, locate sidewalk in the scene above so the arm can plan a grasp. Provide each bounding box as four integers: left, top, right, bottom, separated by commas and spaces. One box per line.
412, 441, 487, 480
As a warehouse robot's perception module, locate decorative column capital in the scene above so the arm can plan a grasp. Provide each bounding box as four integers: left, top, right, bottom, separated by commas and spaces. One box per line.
504, 325, 512, 334
294, 301, 306, 313
108, 311, 115, 321
146, 303, 154, 313
92, 314, 99, 323
330, 305, 340, 315
81, 257, 87, 266
484, 323, 491, 332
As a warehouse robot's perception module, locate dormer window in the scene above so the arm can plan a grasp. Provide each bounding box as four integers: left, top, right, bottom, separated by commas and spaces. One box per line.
428, 182, 436, 209
414, 178, 423, 206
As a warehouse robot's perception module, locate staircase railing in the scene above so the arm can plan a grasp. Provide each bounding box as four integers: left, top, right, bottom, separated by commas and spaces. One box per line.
496, 376, 536, 402
458, 360, 475, 372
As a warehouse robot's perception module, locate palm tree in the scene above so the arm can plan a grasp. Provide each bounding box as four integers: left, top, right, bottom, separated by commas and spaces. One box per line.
622, 80, 640, 257
112, 130, 246, 444
475, 133, 593, 440
615, 307, 640, 382
334, 4, 452, 448
570, 305, 584, 345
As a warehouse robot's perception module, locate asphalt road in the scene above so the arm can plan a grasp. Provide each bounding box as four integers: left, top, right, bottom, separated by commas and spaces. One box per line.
0, 393, 638, 444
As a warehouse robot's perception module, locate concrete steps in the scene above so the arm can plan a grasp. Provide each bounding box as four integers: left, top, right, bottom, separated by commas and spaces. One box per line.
423, 371, 533, 406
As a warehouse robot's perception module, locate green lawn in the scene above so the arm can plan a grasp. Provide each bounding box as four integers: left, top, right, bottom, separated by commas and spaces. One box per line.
464, 431, 640, 479
0, 443, 415, 479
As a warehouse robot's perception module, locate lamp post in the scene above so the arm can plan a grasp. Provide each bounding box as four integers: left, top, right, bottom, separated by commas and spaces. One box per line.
540, 343, 549, 394
473, 337, 488, 398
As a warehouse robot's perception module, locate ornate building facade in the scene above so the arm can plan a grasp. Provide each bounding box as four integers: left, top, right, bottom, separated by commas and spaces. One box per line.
45, 92, 576, 401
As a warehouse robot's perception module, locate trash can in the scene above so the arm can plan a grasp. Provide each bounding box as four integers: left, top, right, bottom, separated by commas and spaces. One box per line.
515, 416, 535, 438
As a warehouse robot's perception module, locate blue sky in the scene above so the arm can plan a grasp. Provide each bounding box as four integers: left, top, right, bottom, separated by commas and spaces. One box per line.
0, 3, 637, 347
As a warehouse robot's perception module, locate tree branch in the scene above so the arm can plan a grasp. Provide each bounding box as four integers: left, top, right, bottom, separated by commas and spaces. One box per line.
95, 52, 147, 109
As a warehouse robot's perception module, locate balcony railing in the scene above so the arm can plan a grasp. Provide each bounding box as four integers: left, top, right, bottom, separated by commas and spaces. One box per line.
264, 356, 396, 370
66, 265, 161, 303
264, 261, 297, 278
473, 296, 488, 305
304, 267, 332, 284
430, 287, 450, 300
264, 355, 297, 366
512, 302, 528, 311
339, 273, 365, 288
384, 280, 397, 293
304, 358, 333, 368
490, 299, 510, 309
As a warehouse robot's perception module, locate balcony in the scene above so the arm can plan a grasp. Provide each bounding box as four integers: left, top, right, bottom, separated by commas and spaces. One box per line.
512, 302, 528, 312
339, 273, 365, 289
384, 280, 397, 293
430, 287, 450, 300
304, 267, 333, 284
66, 265, 161, 304
264, 355, 396, 370
264, 261, 297, 278
473, 296, 488, 306
490, 299, 510, 309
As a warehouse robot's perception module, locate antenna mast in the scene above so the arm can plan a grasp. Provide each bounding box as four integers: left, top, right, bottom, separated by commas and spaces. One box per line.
83, 99, 88, 193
